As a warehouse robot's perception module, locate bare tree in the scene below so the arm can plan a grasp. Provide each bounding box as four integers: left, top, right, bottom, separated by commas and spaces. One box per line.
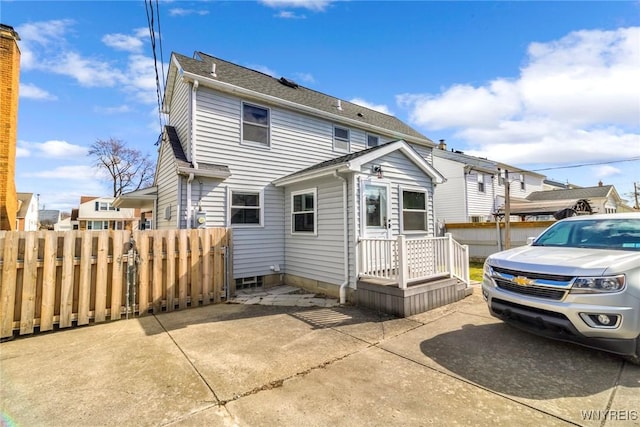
88, 138, 155, 197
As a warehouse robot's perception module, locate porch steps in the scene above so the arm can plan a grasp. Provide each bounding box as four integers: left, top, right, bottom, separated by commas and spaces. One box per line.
356, 277, 472, 318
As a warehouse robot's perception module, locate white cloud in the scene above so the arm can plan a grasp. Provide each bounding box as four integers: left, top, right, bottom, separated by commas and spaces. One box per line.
400, 27, 640, 166
19, 83, 57, 101
19, 140, 88, 158
259, 0, 332, 11
293, 72, 315, 84
102, 33, 144, 53
276, 11, 307, 19
16, 20, 157, 104
592, 165, 622, 178
94, 105, 133, 114
169, 8, 209, 16
350, 98, 393, 115
23, 165, 97, 180
16, 146, 30, 158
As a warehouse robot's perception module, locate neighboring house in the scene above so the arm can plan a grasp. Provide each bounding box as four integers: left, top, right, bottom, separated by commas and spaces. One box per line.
76, 196, 139, 231
16, 192, 38, 231
123, 51, 449, 300
38, 209, 60, 230
431, 141, 547, 224
432, 141, 500, 224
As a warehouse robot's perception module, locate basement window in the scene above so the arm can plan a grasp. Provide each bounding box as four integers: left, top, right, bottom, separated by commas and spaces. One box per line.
235, 276, 263, 290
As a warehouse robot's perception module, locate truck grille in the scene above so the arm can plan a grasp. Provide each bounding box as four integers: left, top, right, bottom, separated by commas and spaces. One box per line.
490, 266, 572, 301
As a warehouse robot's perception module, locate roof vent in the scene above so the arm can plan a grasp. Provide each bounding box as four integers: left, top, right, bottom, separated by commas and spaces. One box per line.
211, 63, 217, 78
279, 77, 298, 89
357, 112, 364, 117
336, 99, 343, 111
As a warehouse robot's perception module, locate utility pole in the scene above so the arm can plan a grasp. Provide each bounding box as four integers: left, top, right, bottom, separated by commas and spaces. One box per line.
504, 170, 511, 250
634, 182, 639, 210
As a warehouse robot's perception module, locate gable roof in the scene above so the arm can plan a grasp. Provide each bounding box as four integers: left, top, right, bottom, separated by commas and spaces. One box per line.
16, 193, 34, 218
432, 147, 497, 174
527, 185, 615, 202
273, 140, 445, 186
165, 52, 433, 146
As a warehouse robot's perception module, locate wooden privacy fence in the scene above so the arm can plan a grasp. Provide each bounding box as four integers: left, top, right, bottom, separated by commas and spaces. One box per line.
0, 228, 232, 338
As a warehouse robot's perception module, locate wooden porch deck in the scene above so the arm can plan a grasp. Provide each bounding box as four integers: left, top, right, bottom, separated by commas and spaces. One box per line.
356, 276, 473, 318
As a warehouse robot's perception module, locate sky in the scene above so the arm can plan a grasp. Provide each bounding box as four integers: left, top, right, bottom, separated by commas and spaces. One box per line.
3, 0, 640, 212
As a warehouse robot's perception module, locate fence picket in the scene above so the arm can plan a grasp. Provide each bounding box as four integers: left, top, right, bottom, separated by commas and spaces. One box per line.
152, 231, 164, 313
202, 229, 211, 305
77, 231, 93, 326
94, 231, 109, 323
178, 230, 188, 309
190, 229, 200, 306
19, 232, 38, 334
59, 232, 76, 328
137, 231, 150, 315
110, 231, 126, 320
166, 229, 176, 312
40, 231, 57, 331
0, 232, 19, 338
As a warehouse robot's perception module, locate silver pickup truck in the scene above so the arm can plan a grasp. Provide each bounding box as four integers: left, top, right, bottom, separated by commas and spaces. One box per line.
482, 213, 640, 364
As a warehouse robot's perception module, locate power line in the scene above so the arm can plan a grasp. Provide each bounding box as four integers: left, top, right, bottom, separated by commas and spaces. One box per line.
145, 0, 165, 137
530, 157, 640, 173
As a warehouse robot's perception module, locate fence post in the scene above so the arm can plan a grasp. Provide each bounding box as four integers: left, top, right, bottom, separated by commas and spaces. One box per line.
397, 235, 408, 289
462, 244, 470, 285
445, 233, 454, 279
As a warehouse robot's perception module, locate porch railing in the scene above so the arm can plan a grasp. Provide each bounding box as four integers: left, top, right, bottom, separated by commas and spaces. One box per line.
358, 233, 470, 289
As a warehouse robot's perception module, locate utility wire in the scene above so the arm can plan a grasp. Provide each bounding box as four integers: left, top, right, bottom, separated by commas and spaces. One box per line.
145, 0, 165, 138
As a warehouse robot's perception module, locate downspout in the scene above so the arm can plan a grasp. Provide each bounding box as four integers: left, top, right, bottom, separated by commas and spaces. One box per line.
334, 171, 349, 305
191, 80, 199, 169
186, 173, 195, 228
186, 80, 199, 228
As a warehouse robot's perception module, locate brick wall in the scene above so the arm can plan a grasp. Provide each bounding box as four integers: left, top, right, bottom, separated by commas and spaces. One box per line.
0, 24, 20, 230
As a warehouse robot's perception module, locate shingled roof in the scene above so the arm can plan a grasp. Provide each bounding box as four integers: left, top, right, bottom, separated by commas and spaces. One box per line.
526, 185, 614, 201
168, 52, 432, 145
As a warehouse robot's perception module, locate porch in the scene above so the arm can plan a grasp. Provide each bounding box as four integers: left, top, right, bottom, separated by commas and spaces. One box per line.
357, 233, 472, 317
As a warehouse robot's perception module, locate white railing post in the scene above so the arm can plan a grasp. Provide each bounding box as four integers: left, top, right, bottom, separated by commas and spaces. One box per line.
445, 233, 454, 278
462, 244, 470, 285
397, 235, 408, 289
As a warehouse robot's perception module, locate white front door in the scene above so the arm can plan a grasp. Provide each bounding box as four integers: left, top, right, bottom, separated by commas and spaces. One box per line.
362, 181, 392, 239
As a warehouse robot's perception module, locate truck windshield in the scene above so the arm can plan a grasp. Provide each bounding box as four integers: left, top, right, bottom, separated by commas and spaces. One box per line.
532, 218, 640, 251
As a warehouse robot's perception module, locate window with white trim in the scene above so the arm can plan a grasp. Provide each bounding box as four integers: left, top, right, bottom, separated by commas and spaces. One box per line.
477, 173, 485, 193
229, 190, 262, 226
95, 201, 118, 211
366, 134, 379, 148
242, 103, 270, 146
88, 220, 109, 230
292, 188, 317, 234
401, 189, 427, 232
519, 173, 525, 191
333, 126, 350, 152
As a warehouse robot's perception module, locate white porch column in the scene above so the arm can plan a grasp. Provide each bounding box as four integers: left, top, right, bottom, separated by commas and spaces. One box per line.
397, 235, 408, 289
446, 232, 454, 279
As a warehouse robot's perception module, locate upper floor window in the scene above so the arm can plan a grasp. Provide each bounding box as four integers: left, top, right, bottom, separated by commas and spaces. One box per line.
519, 173, 525, 191
367, 134, 379, 148
401, 189, 427, 232
498, 171, 504, 186
95, 201, 119, 211
477, 174, 485, 193
242, 103, 270, 147
292, 189, 317, 234
229, 189, 262, 226
333, 126, 350, 152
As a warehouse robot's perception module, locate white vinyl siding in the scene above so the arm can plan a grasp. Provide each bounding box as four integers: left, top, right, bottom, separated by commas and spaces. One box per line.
155, 139, 180, 229
285, 178, 346, 286
169, 75, 191, 160
432, 157, 468, 223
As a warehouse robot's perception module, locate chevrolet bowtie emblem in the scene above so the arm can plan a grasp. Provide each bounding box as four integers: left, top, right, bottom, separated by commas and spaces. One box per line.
513, 276, 535, 287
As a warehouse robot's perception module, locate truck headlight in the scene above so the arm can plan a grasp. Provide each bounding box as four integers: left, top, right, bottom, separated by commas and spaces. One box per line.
570, 275, 625, 294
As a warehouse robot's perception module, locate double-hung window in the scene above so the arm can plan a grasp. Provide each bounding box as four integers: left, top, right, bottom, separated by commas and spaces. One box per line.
401, 189, 427, 232
333, 126, 350, 152
229, 190, 262, 226
367, 134, 379, 148
242, 103, 270, 147
292, 189, 317, 234
477, 173, 485, 193
519, 173, 526, 191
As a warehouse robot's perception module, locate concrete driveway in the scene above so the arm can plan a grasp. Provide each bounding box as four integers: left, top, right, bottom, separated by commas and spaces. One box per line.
1, 286, 638, 426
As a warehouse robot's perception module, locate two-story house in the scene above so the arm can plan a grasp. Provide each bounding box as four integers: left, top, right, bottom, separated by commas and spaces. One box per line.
77, 196, 139, 231
16, 192, 38, 231
130, 51, 459, 304
431, 141, 547, 224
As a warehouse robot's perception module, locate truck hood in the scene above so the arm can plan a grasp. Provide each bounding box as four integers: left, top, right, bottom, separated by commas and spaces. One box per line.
487, 246, 640, 277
